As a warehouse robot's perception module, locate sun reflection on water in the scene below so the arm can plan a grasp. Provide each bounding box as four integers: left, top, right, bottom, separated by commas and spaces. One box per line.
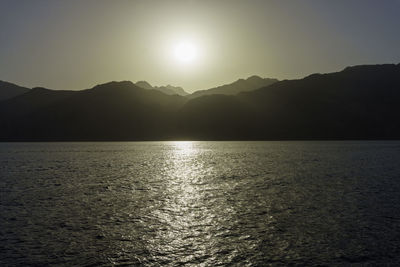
147, 141, 227, 264
135, 141, 247, 265
170, 141, 197, 157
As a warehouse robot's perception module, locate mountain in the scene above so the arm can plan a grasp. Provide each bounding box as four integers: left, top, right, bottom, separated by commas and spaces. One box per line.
179, 64, 400, 139
0, 81, 186, 140
188, 75, 278, 99
0, 80, 30, 101
161, 85, 189, 96
1, 64, 400, 141
136, 76, 277, 98
136, 81, 188, 96
135, 81, 153, 90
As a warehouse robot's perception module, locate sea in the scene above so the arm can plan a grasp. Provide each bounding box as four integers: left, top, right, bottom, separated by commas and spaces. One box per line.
1, 141, 400, 266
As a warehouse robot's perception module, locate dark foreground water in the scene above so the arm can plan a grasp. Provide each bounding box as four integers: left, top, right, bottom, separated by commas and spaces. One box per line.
1, 141, 400, 266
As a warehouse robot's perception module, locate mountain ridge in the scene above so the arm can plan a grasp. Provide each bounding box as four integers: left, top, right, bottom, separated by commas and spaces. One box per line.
1, 63, 400, 140
135, 81, 189, 96
188, 75, 278, 99
0, 75, 280, 100
0, 80, 30, 101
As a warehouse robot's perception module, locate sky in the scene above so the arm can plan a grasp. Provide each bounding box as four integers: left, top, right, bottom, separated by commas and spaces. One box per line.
1, 0, 400, 92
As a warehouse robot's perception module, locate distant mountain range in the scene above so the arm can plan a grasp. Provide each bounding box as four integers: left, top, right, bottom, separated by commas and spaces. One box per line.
135, 81, 189, 96
188, 76, 278, 99
1, 63, 400, 140
135, 76, 278, 97
0, 75, 276, 100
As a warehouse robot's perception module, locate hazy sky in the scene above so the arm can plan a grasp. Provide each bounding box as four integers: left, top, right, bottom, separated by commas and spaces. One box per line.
1, 0, 400, 92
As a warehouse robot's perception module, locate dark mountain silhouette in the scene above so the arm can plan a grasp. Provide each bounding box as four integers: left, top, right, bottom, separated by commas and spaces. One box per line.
179, 64, 400, 139
1, 63, 400, 141
0, 80, 30, 101
136, 81, 188, 96
188, 75, 278, 99
0, 81, 185, 140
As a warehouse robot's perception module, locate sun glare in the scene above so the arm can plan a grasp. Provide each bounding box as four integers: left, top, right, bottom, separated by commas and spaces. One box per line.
174, 42, 197, 63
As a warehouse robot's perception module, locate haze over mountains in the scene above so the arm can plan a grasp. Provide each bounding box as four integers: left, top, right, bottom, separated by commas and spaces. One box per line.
135, 81, 189, 96
1, 63, 400, 140
188, 76, 278, 99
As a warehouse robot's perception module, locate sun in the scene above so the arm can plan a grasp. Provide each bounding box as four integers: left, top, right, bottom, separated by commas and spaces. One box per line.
174, 42, 197, 63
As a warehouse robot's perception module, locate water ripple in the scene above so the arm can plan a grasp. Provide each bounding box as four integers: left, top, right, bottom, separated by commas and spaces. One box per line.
1, 141, 400, 265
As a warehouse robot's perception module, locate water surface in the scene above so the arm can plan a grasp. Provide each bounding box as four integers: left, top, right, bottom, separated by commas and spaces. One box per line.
1, 141, 400, 266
